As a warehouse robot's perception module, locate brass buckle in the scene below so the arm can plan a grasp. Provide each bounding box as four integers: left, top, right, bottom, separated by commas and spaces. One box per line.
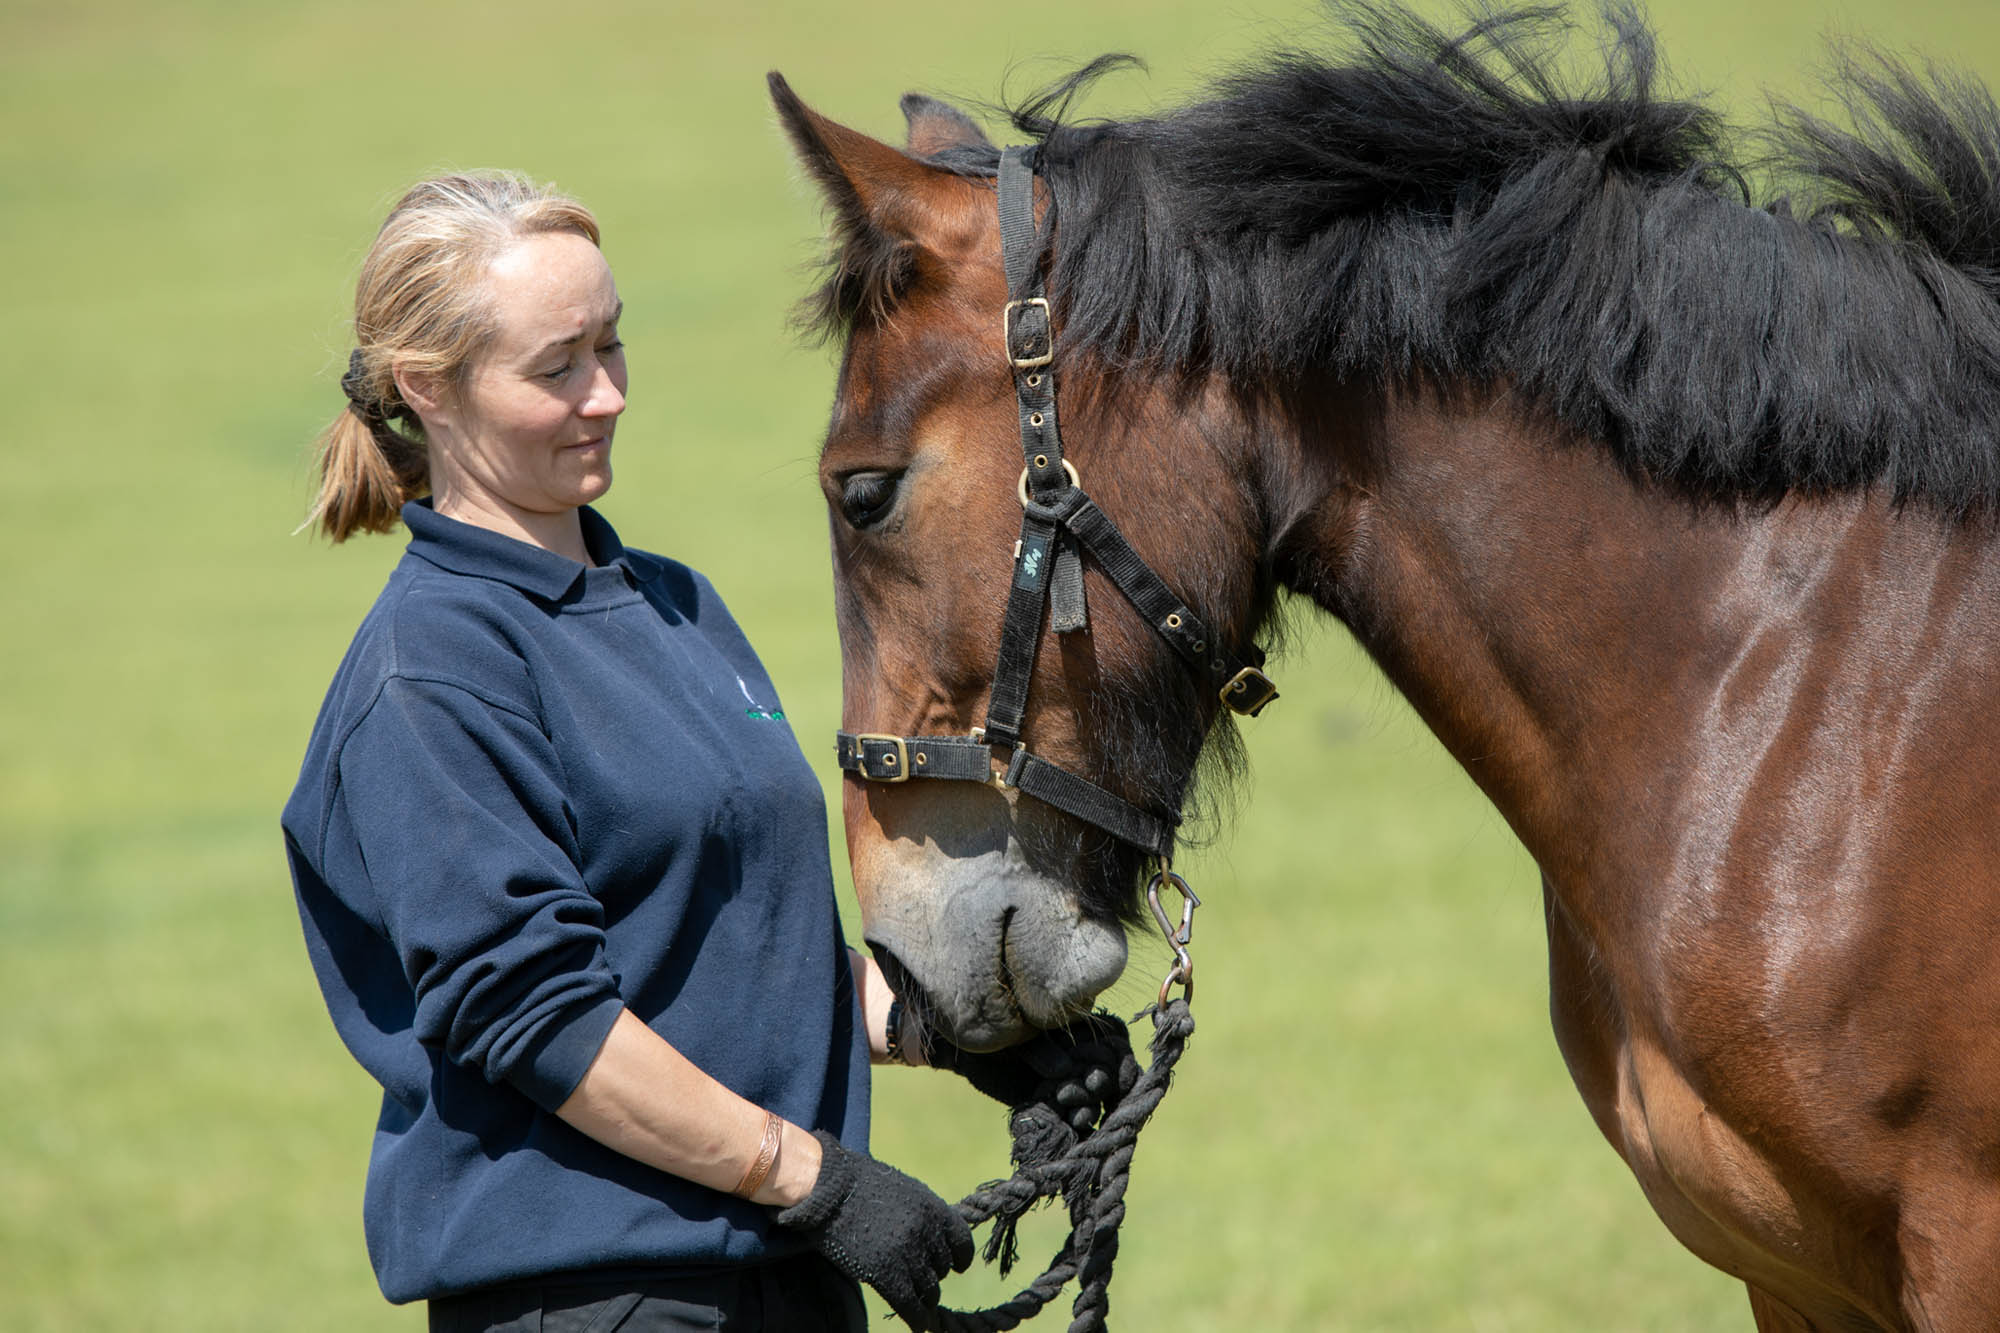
852, 733, 911, 783
1220, 666, 1279, 717
1002, 297, 1054, 369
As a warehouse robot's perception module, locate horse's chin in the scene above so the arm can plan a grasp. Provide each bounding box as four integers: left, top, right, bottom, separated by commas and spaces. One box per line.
858, 836, 1129, 1052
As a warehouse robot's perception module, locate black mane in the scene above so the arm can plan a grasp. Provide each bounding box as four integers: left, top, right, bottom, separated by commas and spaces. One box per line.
822, 3, 2000, 514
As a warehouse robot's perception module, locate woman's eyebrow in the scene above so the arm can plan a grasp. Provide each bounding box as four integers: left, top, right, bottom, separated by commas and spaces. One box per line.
529, 300, 625, 358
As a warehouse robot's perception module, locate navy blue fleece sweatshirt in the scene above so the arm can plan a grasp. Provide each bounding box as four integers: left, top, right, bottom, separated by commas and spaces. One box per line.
282, 500, 869, 1303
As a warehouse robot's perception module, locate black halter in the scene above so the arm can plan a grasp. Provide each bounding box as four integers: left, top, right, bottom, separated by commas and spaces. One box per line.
835, 145, 1278, 861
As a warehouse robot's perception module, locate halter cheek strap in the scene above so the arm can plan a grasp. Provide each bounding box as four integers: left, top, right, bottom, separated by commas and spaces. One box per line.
835, 145, 1278, 861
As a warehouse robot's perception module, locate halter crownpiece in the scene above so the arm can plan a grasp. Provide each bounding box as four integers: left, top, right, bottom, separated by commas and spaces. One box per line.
834, 145, 1278, 861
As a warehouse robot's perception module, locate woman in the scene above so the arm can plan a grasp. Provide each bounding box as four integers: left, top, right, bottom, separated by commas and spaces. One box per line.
281, 172, 971, 1332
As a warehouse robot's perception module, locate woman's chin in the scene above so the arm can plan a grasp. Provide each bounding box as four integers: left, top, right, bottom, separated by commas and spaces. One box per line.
570, 460, 613, 505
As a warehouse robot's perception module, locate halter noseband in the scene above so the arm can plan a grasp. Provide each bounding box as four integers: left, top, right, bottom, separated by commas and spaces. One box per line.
835, 145, 1278, 862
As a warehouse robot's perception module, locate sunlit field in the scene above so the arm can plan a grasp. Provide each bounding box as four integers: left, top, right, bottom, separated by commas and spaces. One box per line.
6, 1, 1998, 1327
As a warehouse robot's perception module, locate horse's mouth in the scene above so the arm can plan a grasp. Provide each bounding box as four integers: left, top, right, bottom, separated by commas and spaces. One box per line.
869, 938, 1029, 1056
853, 827, 1130, 1050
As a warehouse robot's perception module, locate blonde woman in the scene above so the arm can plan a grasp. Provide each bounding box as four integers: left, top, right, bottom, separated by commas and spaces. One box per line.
283, 173, 970, 1331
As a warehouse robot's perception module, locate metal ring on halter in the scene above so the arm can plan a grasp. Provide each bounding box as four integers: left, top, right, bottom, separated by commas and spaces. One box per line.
1017, 458, 1080, 507
1146, 867, 1201, 1006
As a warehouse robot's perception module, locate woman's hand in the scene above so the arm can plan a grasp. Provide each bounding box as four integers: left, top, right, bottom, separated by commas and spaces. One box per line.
932, 1013, 1139, 1130
773, 1130, 973, 1329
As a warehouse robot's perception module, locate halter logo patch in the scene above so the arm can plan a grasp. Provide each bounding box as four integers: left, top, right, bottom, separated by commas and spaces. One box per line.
1015, 535, 1049, 590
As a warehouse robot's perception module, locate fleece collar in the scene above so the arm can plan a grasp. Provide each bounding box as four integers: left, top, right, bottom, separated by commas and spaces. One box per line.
401, 499, 662, 600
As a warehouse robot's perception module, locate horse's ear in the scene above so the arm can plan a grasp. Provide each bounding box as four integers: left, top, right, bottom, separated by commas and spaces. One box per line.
769, 72, 959, 239
900, 93, 993, 157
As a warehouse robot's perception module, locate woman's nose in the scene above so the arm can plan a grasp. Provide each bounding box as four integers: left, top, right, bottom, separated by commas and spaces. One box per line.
581, 363, 626, 418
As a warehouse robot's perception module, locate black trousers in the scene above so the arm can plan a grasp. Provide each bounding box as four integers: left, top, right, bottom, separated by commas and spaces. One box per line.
426, 1255, 867, 1332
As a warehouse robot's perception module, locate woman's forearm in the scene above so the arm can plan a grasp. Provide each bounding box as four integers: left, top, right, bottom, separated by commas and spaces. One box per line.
850, 945, 925, 1066
554, 1008, 822, 1207
556, 946, 920, 1211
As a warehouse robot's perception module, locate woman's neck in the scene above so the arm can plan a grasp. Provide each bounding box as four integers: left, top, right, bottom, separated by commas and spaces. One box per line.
432, 483, 594, 567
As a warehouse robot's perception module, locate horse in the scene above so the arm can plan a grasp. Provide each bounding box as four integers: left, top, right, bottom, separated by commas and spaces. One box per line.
771, 6, 2000, 1328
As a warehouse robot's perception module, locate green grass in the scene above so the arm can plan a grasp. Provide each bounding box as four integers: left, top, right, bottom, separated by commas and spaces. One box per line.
5, 0, 1998, 1327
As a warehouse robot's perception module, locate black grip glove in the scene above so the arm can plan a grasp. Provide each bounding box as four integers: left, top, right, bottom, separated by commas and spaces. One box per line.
933, 1039, 1049, 1108
934, 1013, 1139, 1131
774, 1130, 973, 1329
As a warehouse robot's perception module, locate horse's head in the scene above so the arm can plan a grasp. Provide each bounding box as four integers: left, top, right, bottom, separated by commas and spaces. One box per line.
772, 77, 1275, 1050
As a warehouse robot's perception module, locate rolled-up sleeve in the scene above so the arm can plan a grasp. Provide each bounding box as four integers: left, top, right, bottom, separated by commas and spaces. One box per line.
334, 674, 623, 1110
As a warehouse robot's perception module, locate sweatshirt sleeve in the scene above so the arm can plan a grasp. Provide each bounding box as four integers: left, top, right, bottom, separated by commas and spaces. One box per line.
332, 674, 624, 1110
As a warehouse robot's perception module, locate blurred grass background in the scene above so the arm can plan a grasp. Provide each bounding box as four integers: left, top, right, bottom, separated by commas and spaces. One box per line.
4, 0, 1997, 1328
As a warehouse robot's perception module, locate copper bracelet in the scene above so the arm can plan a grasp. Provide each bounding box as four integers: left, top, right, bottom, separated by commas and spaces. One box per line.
732, 1110, 784, 1200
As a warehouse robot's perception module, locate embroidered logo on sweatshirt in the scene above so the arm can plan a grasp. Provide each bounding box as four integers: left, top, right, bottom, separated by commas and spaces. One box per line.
737, 675, 786, 721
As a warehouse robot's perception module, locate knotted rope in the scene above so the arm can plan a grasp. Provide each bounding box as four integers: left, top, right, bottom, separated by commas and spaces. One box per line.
922, 998, 1196, 1333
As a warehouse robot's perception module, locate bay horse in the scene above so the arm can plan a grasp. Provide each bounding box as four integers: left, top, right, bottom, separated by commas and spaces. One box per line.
772, 6, 2000, 1328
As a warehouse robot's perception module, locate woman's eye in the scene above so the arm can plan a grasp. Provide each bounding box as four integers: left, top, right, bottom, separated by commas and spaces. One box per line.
539, 363, 571, 382
838, 471, 902, 529
597, 339, 624, 356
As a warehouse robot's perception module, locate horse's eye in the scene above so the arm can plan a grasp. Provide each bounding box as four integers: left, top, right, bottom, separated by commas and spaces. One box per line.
838, 471, 902, 530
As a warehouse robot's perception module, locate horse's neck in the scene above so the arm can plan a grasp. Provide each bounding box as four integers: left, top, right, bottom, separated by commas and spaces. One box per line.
1267, 386, 1999, 915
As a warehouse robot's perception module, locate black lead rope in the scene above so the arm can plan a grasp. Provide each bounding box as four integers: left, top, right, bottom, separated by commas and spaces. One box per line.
840, 146, 1279, 1329
924, 1000, 1196, 1333
922, 869, 1201, 1331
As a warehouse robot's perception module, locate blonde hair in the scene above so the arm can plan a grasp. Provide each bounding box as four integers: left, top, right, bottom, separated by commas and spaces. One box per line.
308, 172, 602, 542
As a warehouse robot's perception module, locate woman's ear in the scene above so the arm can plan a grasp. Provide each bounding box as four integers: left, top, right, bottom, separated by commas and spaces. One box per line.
392, 362, 448, 420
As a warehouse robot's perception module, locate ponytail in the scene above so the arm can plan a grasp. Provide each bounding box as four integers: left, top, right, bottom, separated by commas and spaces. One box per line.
306, 349, 430, 542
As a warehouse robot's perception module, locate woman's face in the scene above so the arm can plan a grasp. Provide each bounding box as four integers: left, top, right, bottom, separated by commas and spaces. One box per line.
427, 230, 627, 523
